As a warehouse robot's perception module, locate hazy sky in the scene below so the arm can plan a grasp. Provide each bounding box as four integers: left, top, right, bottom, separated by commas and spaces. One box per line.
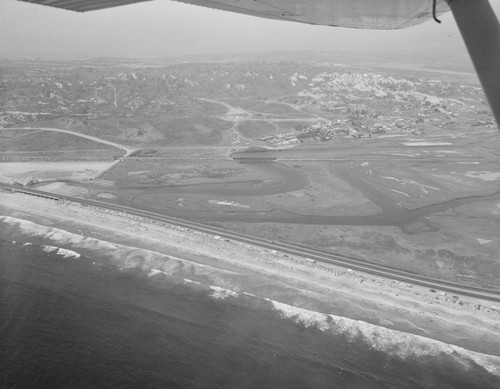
1, 0, 499, 59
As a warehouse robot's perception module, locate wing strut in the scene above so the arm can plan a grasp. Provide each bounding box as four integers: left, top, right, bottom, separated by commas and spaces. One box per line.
448, 0, 500, 130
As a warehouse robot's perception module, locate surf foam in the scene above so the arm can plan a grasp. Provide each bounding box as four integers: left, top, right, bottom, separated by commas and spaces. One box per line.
41, 245, 81, 259
2, 214, 499, 376
268, 300, 500, 376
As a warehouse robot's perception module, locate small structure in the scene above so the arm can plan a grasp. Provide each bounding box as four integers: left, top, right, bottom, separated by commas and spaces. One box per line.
233, 157, 277, 164
230, 147, 278, 164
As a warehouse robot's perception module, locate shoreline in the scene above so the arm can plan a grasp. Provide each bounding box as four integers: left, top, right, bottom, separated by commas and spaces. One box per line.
4, 237, 500, 378
1, 191, 499, 362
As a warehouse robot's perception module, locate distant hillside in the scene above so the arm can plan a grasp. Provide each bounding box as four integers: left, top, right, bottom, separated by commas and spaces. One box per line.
0, 58, 490, 148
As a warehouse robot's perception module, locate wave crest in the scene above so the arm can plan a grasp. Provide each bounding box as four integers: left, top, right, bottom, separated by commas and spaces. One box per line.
269, 300, 500, 376
2, 214, 499, 376
41, 245, 81, 259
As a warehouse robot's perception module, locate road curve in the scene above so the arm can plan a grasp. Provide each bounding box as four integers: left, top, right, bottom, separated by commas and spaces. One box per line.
2, 183, 500, 303
4, 127, 137, 156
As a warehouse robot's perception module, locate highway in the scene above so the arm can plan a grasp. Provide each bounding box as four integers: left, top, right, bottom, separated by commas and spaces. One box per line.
2, 182, 500, 303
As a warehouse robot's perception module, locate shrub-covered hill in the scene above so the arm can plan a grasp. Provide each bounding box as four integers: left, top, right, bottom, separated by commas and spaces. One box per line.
0, 59, 490, 147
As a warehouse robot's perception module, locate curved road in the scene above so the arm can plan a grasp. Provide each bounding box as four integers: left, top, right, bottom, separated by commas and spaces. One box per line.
3, 183, 500, 303
4, 127, 137, 156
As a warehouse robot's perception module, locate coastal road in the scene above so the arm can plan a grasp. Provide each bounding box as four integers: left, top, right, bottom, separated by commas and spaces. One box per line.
3, 183, 500, 303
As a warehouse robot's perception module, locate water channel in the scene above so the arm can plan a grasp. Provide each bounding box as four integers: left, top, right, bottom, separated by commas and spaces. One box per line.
120, 162, 500, 232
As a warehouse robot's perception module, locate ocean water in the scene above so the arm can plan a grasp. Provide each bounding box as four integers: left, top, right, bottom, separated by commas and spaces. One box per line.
1, 238, 499, 389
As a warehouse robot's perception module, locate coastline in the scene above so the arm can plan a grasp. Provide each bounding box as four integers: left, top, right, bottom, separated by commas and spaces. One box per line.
1, 191, 499, 369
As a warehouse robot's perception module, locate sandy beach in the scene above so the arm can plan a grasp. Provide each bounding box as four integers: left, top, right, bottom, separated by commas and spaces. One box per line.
0, 190, 499, 373
0, 161, 116, 185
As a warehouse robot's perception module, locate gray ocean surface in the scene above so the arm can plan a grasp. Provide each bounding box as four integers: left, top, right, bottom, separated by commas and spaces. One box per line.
1, 238, 498, 389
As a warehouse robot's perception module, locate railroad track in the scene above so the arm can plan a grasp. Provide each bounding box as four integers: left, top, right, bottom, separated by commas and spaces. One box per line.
3, 183, 500, 303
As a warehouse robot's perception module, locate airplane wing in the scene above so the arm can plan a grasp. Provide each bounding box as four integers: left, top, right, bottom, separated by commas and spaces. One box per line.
18, 0, 450, 30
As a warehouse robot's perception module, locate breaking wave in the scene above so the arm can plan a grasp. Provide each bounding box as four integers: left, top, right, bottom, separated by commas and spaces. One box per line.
268, 300, 500, 376
1, 214, 499, 376
41, 245, 81, 259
